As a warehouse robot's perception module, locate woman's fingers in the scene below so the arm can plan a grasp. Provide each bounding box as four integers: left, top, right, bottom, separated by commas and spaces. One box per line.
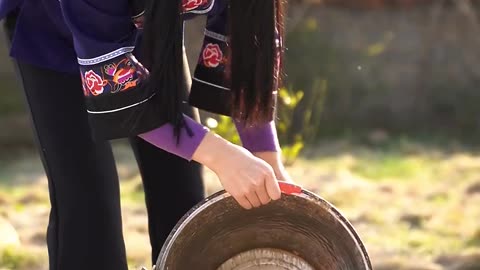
256, 188, 271, 205
232, 175, 278, 209
255, 173, 272, 205
199, 136, 283, 210
246, 165, 280, 207
265, 170, 281, 201
234, 195, 253, 210
246, 191, 262, 208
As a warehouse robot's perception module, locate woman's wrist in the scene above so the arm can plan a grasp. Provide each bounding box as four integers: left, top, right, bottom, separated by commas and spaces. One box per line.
139, 115, 209, 161
253, 151, 292, 182
192, 132, 243, 173
253, 151, 282, 169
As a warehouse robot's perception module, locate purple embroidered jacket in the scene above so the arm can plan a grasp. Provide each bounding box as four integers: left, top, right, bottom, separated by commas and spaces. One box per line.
1, 0, 280, 160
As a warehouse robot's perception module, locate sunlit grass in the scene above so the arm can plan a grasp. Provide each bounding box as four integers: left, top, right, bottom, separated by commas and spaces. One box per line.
119, 175, 146, 206
1, 137, 480, 269
351, 154, 432, 180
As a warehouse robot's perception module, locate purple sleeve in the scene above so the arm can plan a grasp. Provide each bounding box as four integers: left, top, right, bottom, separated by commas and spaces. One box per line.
60, 0, 137, 62
234, 120, 280, 153
139, 115, 209, 161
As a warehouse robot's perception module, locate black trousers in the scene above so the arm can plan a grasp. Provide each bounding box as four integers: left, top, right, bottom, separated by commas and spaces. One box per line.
3, 12, 204, 270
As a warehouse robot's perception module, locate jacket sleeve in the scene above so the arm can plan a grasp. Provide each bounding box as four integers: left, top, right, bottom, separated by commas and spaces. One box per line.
188, 0, 231, 116
59, 0, 171, 141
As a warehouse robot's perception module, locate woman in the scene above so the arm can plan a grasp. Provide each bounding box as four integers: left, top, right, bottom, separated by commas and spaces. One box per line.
0, 0, 290, 269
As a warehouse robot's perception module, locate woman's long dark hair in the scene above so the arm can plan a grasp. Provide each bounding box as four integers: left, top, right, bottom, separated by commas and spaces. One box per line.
142, 0, 286, 133
229, 0, 285, 125
142, 0, 186, 138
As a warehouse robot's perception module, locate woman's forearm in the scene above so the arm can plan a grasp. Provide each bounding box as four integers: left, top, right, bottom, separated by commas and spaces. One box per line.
139, 116, 238, 174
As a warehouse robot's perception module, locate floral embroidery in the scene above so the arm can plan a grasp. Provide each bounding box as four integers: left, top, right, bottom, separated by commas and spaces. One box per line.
202, 43, 223, 68
182, 0, 208, 12
84, 70, 106, 96
103, 57, 140, 92
81, 53, 148, 97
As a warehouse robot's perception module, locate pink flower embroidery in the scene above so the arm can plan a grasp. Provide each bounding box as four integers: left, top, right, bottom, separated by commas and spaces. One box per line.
84, 70, 105, 96
182, 0, 208, 12
202, 43, 223, 68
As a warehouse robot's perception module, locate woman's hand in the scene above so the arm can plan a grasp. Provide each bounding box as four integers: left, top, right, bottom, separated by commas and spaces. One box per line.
193, 132, 282, 209
253, 151, 293, 183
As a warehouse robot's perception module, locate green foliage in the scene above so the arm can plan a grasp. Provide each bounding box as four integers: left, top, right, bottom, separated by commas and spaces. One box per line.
276, 87, 304, 144
205, 115, 241, 146
276, 87, 307, 165
206, 87, 316, 165
281, 13, 480, 139
0, 247, 43, 270
282, 16, 344, 140
281, 141, 304, 166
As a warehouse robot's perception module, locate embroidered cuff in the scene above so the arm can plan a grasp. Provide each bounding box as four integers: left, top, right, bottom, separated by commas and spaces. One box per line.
182, 0, 215, 16
80, 53, 170, 140
189, 28, 231, 116
80, 53, 148, 97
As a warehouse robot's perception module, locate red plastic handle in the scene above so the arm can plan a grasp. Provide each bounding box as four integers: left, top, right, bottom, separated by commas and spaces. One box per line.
278, 181, 302, 195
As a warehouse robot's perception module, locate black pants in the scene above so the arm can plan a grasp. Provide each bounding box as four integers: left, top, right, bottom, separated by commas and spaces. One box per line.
3, 12, 204, 270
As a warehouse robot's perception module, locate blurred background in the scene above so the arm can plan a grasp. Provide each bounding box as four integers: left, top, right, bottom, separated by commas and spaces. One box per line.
1, 0, 480, 269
